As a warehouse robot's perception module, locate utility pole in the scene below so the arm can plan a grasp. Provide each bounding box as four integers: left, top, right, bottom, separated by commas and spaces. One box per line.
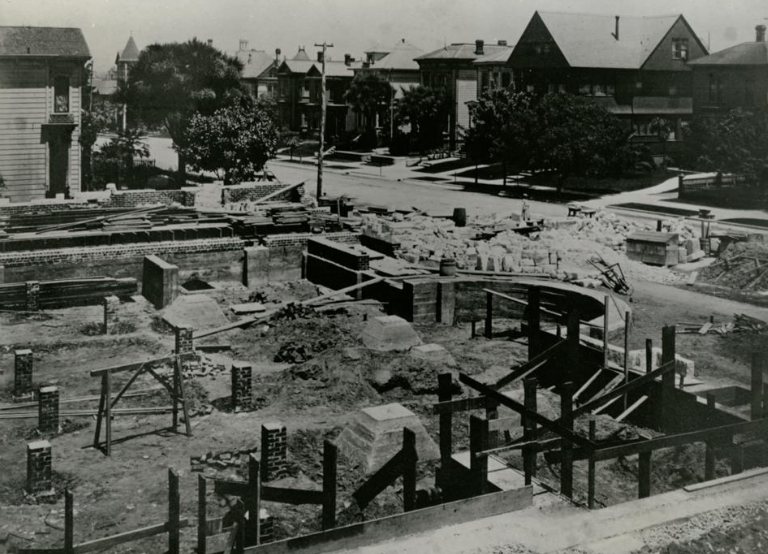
314, 41, 333, 200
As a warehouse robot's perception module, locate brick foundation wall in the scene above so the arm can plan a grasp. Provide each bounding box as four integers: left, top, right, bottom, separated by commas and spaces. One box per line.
307, 237, 370, 271
14, 349, 33, 397
259, 509, 274, 543
106, 189, 198, 208
231, 362, 253, 411
175, 325, 194, 354
25, 281, 40, 310
26, 440, 52, 493
260, 423, 288, 481
38, 386, 59, 434
103, 295, 120, 333
222, 183, 304, 205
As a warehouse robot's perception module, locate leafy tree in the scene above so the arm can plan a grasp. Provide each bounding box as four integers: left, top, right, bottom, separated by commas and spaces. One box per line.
531, 93, 630, 190
649, 117, 672, 167
344, 72, 393, 141
464, 90, 537, 185
93, 128, 151, 188
119, 38, 245, 184
79, 104, 113, 190
395, 86, 449, 154
180, 96, 278, 185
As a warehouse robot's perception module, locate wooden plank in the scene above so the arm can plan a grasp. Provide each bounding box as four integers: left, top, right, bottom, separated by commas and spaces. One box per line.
89, 354, 194, 377
169, 469, 181, 554
487, 416, 520, 433
64, 490, 74, 554
251, 181, 306, 205
198, 476, 208, 554
402, 429, 417, 512
322, 441, 337, 530
573, 369, 602, 402
352, 450, 405, 510
615, 396, 648, 422
698, 322, 712, 335
261, 486, 324, 505
105, 371, 112, 456
438, 373, 453, 474
591, 395, 621, 415
214, 479, 250, 497
432, 396, 487, 415
459, 373, 592, 448
494, 340, 566, 390
73, 519, 189, 554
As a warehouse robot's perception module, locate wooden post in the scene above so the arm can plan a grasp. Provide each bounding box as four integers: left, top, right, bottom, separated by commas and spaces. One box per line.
198, 475, 207, 554
233, 499, 246, 554
705, 393, 716, 481
751, 353, 764, 421
523, 377, 537, 485
567, 309, 580, 383
402, 428, 417, 512
587, 419, 596, 509
645, 339, 653, 374
93, 378, 105, 449
485, 398, 499, 449
660, 326, 676, 433
623, 312, 631, 411
246, 454, 261, 546
471, 320, 477, 339
105, 370, 112, 456
602, 296, 610, 368
172, 361, 179, 433
560, 381, 574, 499
322, 440, 337, 529
763, 384, 768, 419
528, 287, 541, 359
168, 469, 180, 554
731, 444, 744, 475
485, 291, 493, 339
64, 489, 74, 554
438, 373, 453, 484
176, 357, 192, 437
638, 451, 652, 498
469, 415, 489, 496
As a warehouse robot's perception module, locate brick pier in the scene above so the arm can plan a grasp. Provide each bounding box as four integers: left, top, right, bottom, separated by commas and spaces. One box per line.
14, 349, 33, 397
38, 386, 59, 434
27, 440, 52, 493
231, 362, 253, 411
261, 423, 288, 481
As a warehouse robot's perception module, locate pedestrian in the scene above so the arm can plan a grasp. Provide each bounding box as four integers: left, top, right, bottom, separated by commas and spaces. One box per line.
520, 195, 530, 222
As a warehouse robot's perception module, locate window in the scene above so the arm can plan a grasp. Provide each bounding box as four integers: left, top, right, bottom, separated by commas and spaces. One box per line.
593, 83, 606, 97
606, 83, 615, 96
501, 72, 512, 89
672, 38, 689, 60
708, 73, 722, 104
481, 71, 489, 93
54, 76, 69, 113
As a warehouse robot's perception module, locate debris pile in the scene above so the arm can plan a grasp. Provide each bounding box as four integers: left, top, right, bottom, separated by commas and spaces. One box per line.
699, 240, 768, 291
191, 446, 259, 472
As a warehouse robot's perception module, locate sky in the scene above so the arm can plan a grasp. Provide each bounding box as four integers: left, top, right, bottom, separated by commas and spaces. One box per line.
4, 0, 768, 73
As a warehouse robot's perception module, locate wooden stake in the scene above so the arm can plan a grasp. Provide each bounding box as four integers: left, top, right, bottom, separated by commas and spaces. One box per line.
560, 381, 574, 499
523, 377, 538, 485
469, 415, 489, 496
438, 373, 453, 483
65, 489, 74, 554
246, 455, 261, 546
528, 287, 541, 358
322, 441, 337, 529
198, 475, 207, 554
660, 326, 676, 433
93, 377, 105, 450
176, 357, 192, 436
567, 309, 580, 383
587, 419, 596, 509
623, 311, 630, 411
638, 451, 652, 498
105, 370, 112, 456
485, 291, 493, 339
402, 428, 417, 512
603, 295, 610, 368
645, 339, 653, 374
168, 469, 180, 554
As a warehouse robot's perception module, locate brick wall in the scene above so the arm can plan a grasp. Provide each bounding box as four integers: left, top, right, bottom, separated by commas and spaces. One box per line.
14, 349, 33, 397
261, 231, 360, 248
260, 423, 288, 481
307, 237, 370, 271
222, 183, 304, 205
106, 189, 198, 208
175, 325, 194, 354
38, 386, 59, 434
26, 440, 52, 493
231, 362, 253, 411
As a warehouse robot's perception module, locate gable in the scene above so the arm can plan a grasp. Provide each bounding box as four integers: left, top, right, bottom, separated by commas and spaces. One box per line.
642, 16, 708, 71
507, 12, 569, 68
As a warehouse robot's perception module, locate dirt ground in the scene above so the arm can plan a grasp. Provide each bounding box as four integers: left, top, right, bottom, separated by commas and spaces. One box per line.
1, 275, 767, 553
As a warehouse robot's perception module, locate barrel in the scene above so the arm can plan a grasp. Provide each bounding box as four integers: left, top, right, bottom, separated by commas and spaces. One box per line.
439, 258, 457, 277
452, 207, 467, 227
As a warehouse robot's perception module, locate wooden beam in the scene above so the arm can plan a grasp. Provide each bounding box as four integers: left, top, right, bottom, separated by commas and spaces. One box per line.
251, 180, 306, 205
261, 486, 324, 505
168, 469, 180, 554
438, 373, 453, 476
616, 396, 648, 422
573, 369, 602, 402
587, 419, 596, 509
527, 287, 541, 359
322, 441, 337, 530
432, 395, 487, 415
105, 371, 112, 456
402, 428, 417, 512
198, 476, 208, 554
246, 455, 260, 546
560, 382, 574, 499
352, 450, 405, 510
638, 451, 652, 498
303, 278, 384, 306
64, 490, 74, 554
485, 291, 493, 339
459, 373, 592, 448
592, 395, 621, 415
493, 340, 566, 390
470, 415, 489, 496
89, 354, 195, 377
523, 377, 537, 485
73, 519, 189, 554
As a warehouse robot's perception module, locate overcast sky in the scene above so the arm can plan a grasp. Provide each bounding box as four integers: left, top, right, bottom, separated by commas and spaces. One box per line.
5, 0, 768, 72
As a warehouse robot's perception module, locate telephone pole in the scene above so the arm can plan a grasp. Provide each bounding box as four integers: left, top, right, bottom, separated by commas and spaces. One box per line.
314, 41, 333, 199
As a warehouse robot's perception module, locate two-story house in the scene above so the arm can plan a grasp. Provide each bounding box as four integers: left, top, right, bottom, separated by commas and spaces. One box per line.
415, 40, 511, 150
688, 25, 768, 117
0, 26, 91, 202
474, 41, 515, 96
234, 40, 279, 98
507, 12, 708, 145
277, 47, 315, 132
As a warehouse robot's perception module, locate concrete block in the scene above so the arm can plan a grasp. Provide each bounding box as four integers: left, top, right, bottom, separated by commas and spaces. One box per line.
336, 403, 439, 473
410, 343, 457, 366
243, 246, 270, 288
361, 315, 422, 352
142, 255, 179, 309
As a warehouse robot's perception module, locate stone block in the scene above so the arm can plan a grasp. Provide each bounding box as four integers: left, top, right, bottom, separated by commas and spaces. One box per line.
336, 403, 439, 473
410, 343, 457, 366
361, 315, 422, 352
142, 255, 179, 309
243, 246, 270, 288
27, 440, 52, 493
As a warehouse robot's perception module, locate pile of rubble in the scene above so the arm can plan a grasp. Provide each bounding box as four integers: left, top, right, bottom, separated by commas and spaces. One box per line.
699, 240, 768, 292
182, 355, 228, 379
191, 446, 259, 472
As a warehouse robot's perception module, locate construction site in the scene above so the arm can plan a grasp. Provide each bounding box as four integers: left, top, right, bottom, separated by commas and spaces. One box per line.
2, 179, 768, 554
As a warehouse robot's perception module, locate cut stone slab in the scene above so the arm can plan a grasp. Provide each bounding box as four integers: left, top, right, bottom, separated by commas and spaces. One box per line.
230, 302, 266, 315
336, 403, 439, 473
162, 294, 229, 332
361, 315, 422, 352
409, 343, 457, 366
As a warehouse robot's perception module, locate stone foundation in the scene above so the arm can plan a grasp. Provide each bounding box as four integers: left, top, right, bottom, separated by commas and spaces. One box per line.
361, 316, 422, 352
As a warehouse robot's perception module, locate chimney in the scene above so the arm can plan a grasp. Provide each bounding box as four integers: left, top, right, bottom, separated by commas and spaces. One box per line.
275, 48, 281, 62
757, 25, 766, 42
207, 39, 213, 47
317, 51, 324, 63
497, 39, 508, 46
475, 39, 484, 55
613, 16, 620, 40
344, 53, 352, 66
239, 39, 248, 51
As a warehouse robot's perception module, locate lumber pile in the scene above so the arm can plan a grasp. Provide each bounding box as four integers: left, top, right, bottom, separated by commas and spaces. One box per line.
0, 277, 138, 309
677, 314, 767, 335
700, 240, 768, 291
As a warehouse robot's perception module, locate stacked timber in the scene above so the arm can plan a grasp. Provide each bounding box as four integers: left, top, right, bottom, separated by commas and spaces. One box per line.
0, 277, 138, 309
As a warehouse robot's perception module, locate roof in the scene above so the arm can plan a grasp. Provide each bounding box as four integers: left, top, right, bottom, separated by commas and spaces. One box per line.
307, 61, 353, 78
535, 11, 682, 69
92, 79, 118, 96
688, 41, 768, 66
235, 49, 275, 79
292, 47, 311, 61
119, 36, 140, 62
416, 42, 510, 62
473, 46, 514, 65
369, 40, 425, 71
280, 59, 316, 74
0, 26, 90, 58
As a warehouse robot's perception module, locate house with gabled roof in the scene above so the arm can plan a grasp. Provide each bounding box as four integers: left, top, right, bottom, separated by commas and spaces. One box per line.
474, 41, 515, 96
508, 11, 708, 142
0, 26, 91, 202
234, 40, 279, 98
415, 40, 512, 149
688, 25, 768, 117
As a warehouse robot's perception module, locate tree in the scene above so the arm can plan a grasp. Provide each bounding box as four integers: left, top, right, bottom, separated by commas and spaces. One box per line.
395, 86, 449, 154
344, 72, 393, 142
119, 38, 245, 184
531, 93, 630, 190
649, 117, 672, 167
79, 104, 113, 190
464, 89, 537, 185
180, 96, 278, 185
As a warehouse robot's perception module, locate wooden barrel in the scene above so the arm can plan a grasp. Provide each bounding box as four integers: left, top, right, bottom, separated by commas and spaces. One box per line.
452, 208, 467, 227
439, 258, 457, 277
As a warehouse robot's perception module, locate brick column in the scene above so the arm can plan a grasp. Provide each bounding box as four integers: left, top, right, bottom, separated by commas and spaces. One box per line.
27, 440, 52, 493
175, 325, 194, 354
103, 295, 120, 334
38, 386, 60, 434
25, 281, 40, 311
14, 349, 33, 397
259, 508, 274, 543
231, 362, 253, 411
260, 423, 288, 481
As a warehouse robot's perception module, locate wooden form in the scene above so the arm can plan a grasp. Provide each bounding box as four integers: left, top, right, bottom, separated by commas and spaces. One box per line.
352, 428, 417, 512
16, 470, 186, 554
91, 352, 195, 456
